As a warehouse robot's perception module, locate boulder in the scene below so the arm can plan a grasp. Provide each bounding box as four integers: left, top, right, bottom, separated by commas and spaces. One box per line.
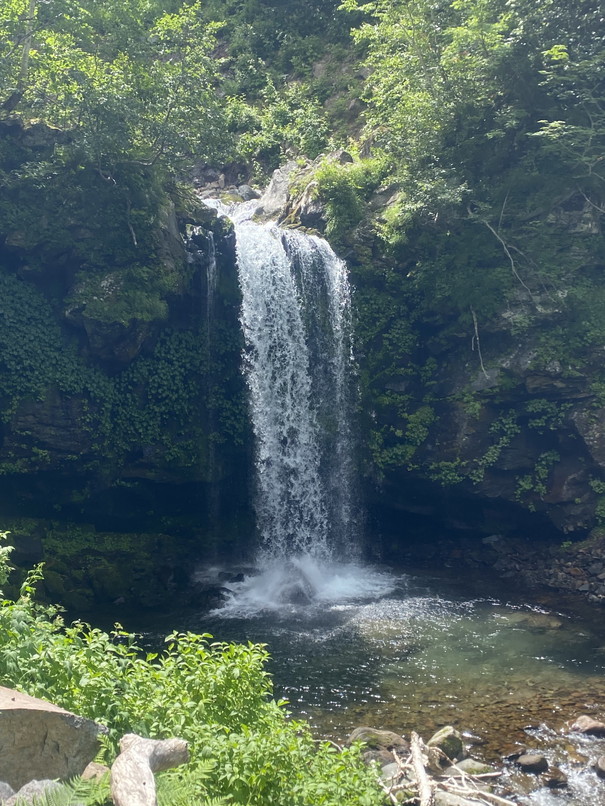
255, 161, 298, 219
296, 181, 327, 230
363, 748, 395, 767
82, 761, 111, 781
570, 715, 605, 736
595, 756, 605, 780
347, 726, 409, 755
0, 686, 107, 790
442, 758, 495, 776
516, 753, 548, 774
0, 782, 15, 801
5, 780, 62, 806
237, 185, 260, 201
427, 726, 465, 763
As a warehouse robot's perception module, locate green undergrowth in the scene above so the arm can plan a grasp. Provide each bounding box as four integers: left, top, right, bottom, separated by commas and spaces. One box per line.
0, 536, 384, 806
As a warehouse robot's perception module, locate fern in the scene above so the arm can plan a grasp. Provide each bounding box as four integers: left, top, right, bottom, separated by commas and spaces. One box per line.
156, 764, 229, 806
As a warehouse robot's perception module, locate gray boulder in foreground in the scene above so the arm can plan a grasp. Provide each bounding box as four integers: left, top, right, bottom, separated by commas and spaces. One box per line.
0, 686, 107, 790
5, 780, 62, 806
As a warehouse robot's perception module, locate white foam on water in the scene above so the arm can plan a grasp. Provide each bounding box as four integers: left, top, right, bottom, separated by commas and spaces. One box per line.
215, 555, 395, 618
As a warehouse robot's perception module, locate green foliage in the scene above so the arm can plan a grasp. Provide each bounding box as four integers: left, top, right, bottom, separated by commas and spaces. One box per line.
515, 450, 560, 504
228, 82, 331, 174
0, 1, 227, 172
370, 404, 435, 472
0, 266, 244, 474
0, 541, 384, 806
313, 157, 388, 243
468, 410, 521, 483
524, 399, 571, 432
428, 459, 465, 486
0, 271, 107, 422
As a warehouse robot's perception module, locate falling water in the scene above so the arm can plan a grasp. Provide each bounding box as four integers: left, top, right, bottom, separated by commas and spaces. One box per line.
207, 200, 392, 612
236, 218, 357, 559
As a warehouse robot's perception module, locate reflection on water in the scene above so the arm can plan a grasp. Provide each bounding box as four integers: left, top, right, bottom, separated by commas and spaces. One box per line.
135, 563, 605, 805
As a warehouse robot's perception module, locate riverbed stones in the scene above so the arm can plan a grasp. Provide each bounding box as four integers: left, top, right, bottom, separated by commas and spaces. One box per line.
570, 715, 605, 736
347, 726, 409, 755
427, 726, 465, 763
516, 753, 549, 773
363, 748, 396, 767
442, 758, 495, 776
0, 686, 107, 790
435, 793, 482, 806
595, 756, 605, 779
543, 766, 568, 788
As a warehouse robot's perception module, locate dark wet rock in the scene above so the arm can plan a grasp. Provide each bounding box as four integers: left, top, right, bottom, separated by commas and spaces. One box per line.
427, 726, 465, 763
237, 184, 260, 201
347, 726, 409, 755
363, 748, 394, 767
217, 572, 245, 583
501, 744, 527, 761
595, 756, 605, 779
516, 753, 549, 773
296, 181, 327, 230
543, 767, 568, 788
570, 715, 605, 736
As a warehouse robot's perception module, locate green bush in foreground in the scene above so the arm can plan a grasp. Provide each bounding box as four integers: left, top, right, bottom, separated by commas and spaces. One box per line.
0, 536, 383, 805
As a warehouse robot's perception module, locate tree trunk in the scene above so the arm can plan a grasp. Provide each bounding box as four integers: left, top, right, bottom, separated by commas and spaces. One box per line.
110, 733, 189, 806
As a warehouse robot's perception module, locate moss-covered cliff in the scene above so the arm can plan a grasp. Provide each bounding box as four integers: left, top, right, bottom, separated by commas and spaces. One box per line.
0, 118, 252, 602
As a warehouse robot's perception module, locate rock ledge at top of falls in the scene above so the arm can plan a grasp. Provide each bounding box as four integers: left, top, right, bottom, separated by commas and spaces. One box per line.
254, 160, 300, 219
0, 686, 107, 790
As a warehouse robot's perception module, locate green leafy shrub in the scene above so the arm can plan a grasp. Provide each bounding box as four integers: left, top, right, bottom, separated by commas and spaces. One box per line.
0, 537, 384, 806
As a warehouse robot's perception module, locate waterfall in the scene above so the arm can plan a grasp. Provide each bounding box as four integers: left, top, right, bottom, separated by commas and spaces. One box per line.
235, 218, 357, 561
207, 200, 391, 613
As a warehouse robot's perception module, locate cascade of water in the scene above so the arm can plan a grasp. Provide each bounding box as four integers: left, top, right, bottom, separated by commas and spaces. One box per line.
207, 200, 391, 612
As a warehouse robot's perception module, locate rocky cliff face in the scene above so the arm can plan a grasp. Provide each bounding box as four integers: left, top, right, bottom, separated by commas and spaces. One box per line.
283, 156, 605, 544
0, 118, 252, 602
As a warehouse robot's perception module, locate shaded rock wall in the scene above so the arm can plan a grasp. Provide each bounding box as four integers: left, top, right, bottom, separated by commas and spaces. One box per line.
282, 156, 605, 545
0, 119, 253, 595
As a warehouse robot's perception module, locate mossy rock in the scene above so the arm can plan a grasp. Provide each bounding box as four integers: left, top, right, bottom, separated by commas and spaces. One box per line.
427, 726, 464, 763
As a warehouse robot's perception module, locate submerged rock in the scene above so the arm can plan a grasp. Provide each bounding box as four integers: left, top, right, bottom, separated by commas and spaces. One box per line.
543, 766, 568, 788
442, 758, 495, 776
